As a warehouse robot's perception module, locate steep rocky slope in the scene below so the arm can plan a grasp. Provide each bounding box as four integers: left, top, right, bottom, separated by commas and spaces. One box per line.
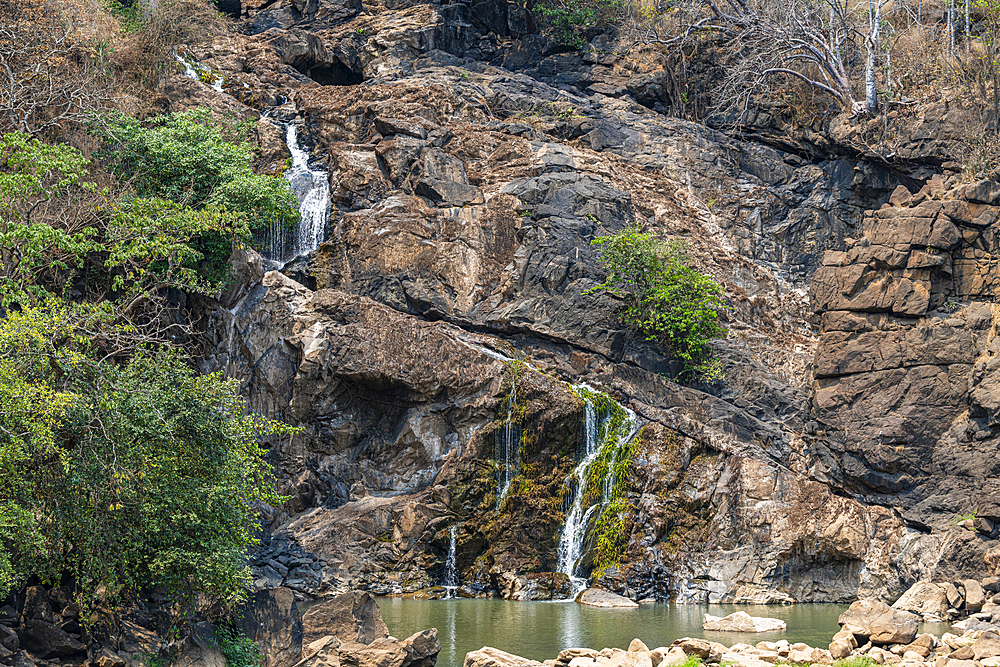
171, 0, 1000, 603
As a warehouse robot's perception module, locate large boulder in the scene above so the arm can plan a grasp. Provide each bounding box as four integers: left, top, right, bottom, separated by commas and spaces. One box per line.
303, 591, 390, 647
234, 587, 303, 667
702, 612, 786, 633
17, 620, 85, 659
465, 647, 542, 667
577, 588, 638, 608
838, 599, 919, 645
892, 582, 949, 619
963, 579, 986, 612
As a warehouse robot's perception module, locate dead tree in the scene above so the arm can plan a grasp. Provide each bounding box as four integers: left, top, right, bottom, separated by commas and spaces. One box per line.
635, 0, 891, 115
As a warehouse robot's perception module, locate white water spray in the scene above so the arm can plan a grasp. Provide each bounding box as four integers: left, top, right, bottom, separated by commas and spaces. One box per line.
174, 52, 224, 92
444, 524, 460, 598
282, 123, 330, 260
495, 381, 520, 508
556, 386, 640, 599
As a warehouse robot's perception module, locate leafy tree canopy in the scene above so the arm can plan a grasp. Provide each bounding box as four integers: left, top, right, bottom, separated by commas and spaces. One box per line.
95, 108, 300, 233
0, 300, 292, 611
589, 226, 727, 378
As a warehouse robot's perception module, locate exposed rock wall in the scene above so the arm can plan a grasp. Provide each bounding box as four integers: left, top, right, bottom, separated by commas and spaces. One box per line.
174, 0, 1000, 604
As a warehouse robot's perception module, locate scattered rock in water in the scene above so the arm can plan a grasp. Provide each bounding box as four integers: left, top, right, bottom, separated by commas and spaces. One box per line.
576, 588, 639, 608
702, 612, 787, 633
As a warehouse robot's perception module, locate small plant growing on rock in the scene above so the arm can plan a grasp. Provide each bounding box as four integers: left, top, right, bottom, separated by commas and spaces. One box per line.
587, 226, 728, 380
216, 624, 262, 667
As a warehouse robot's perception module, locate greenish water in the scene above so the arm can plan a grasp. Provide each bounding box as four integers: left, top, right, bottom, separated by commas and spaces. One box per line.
378, 599, 848, 667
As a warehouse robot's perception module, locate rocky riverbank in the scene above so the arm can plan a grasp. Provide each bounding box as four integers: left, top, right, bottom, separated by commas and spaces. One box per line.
464, 594, 1000, 667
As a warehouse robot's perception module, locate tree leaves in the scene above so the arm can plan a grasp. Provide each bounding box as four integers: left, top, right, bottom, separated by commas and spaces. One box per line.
589, 226, 727, 378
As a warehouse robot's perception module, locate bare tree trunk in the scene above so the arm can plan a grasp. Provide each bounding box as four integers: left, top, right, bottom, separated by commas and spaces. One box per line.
865, 0, 881, 112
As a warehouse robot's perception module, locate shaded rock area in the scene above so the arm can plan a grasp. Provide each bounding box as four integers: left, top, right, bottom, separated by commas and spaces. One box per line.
172, 0, 1000, 609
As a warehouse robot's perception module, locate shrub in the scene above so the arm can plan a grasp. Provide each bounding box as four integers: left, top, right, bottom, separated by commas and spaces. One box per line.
95, 108, 299, 232
588, 226, 727, 379
832, 657, 875, 667
216, 624, 262, 667
535, 0, 626, 48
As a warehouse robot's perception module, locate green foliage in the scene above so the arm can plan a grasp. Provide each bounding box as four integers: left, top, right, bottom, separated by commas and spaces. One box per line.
680, 656, 704, 667
0, 133, 100, 306
0, 301, 294, 611
950, 510, 978, 524
216, 624, 262, 667
101, 0, 146, 32
95, 108, 299, 233
1, 130, 250, 308
536, 0, 625, 48
588, 226, 727, 379
832, 657, 874, 667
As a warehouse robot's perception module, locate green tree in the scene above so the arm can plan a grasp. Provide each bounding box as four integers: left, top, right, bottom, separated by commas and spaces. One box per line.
588, 226, 727, 377
0, 300, 292, 611
96, 108, 300, 232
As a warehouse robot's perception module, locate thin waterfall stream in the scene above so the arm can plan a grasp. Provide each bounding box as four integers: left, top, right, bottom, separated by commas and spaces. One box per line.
556, 385, 640, 599
443, 524, 461, 599
495, 380, 520, 509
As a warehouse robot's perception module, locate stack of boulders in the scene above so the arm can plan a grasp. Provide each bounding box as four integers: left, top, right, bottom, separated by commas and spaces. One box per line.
892, 579, 1000, 623
465, 636, 835, 667
830, 598, 1000, 667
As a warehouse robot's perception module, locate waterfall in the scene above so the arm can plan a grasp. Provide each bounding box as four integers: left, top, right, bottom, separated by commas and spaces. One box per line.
495, 380, 520, 509
443, 524, 460, 599
556, 392, 602, 596
265, 123, 330, 261
556, 385, 640, 599
174, 52, 224, 92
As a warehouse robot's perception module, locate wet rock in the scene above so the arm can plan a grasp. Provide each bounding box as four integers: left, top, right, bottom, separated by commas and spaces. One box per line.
577, 588, 638, 608
703, 612, 786, 633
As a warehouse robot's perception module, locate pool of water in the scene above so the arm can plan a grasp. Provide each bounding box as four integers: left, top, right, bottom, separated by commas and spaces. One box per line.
378, 599, 849, 667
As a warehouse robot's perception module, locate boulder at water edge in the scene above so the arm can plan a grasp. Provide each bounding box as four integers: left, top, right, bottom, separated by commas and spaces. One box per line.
465, 647, 543, 667
703, 612, 787, 633
577, 588, 639, 608
838, 598, 919, 645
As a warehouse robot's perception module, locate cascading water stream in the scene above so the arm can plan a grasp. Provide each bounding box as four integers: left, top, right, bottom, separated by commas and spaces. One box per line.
283, 123, 330, 259
174, 52, 224, 92
443, 524, 461, 599
495, 382, 520, 509
556, 386, 640, 599
555, 391, 602, 596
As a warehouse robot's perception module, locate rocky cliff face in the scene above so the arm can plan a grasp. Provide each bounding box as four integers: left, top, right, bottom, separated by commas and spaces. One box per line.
174, 0, 1000, 604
